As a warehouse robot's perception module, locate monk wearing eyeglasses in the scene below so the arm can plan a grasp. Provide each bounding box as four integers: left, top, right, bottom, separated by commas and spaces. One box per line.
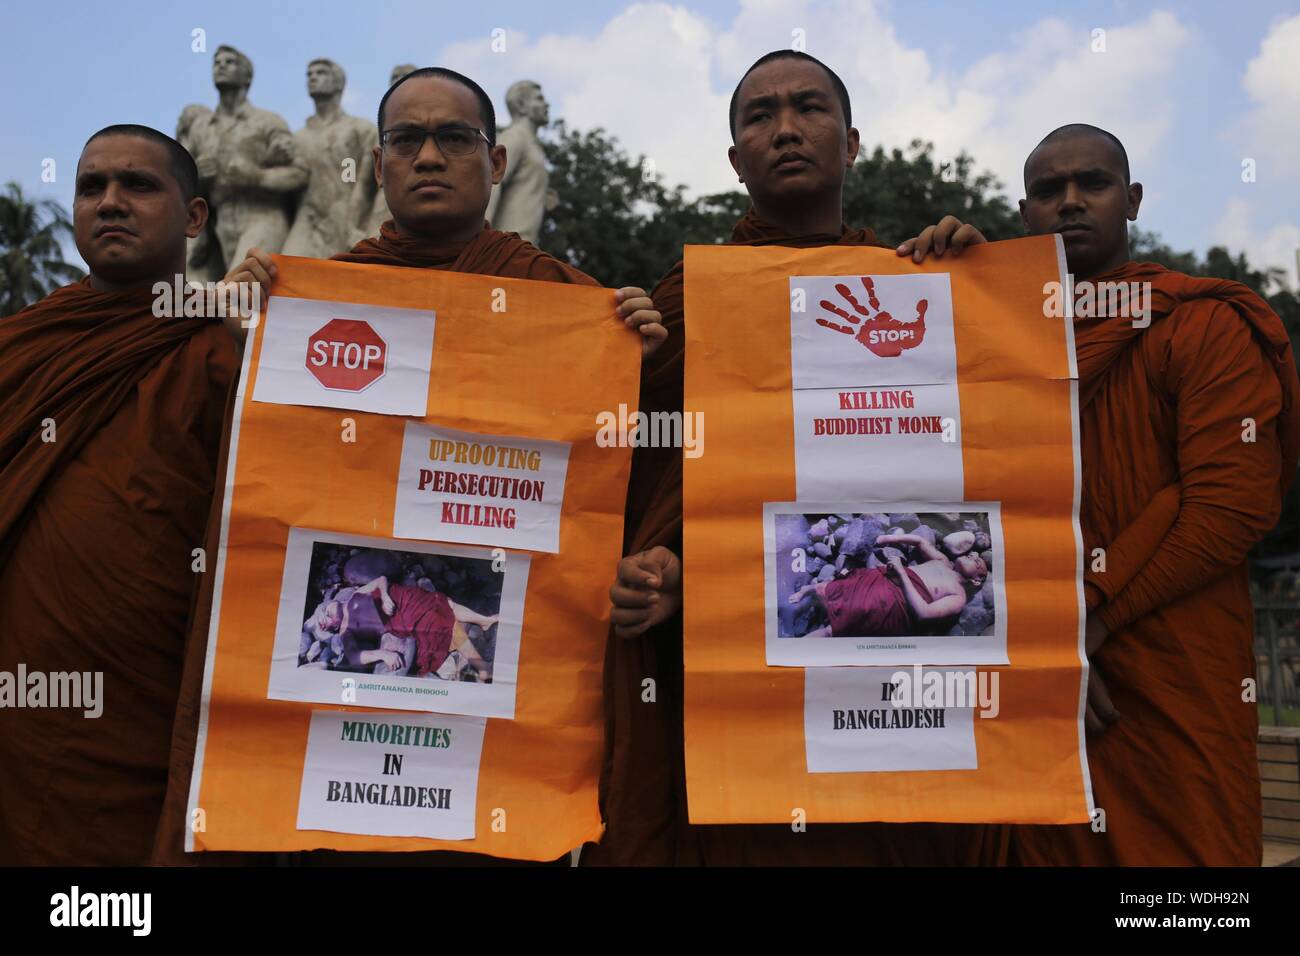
221, 66, 665, 351
154, 67, 666, 866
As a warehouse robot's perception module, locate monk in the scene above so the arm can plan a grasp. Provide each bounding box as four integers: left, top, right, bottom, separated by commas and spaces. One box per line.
328, 575, 497, 680
0, 125, 238, 864
594, 50, 998, 866
909, 123, 1300, 865
790, 533, 988, 637
218, 67, 665, 347
151, 67, 664, 866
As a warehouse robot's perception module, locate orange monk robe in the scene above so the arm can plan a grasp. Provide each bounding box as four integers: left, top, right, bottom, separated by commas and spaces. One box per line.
584, 210, 1002, 865
1011, 261, 1300, 866
151, 223, 598, 866
0, 279, 237, 865
331, 220, 598, 283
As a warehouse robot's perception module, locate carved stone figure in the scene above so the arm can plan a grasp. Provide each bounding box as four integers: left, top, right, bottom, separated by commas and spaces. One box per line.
175, 104, 222, 282
282, 58, 377, 258
486, 80, 551, 244
183, 45, 306, 270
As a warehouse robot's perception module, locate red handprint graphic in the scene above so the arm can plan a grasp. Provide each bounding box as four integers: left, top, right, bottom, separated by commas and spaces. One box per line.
816, 277, 927, 358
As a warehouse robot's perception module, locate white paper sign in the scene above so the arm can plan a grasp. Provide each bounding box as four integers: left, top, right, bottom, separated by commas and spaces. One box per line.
792, 383, 963, 501
297, 709, 486, 840
790, 273, 955, 390
267, 528, 529, 719
804, 666, 978, 773
393, 422, 571, 554
251, 295, 436, 416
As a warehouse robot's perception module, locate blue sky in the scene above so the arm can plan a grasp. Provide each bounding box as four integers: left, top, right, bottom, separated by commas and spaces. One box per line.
4, 0, 1297, 284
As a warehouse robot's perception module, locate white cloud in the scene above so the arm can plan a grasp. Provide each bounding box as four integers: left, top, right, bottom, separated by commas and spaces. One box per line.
956, 11, 1191, 195
1214, 198, 1300, 290
440, 5, 736, 194
1205, 15, 1300, 288
434, 2, 1192, 205
1238, 13, 1300, 181
721, 0, 1002, 176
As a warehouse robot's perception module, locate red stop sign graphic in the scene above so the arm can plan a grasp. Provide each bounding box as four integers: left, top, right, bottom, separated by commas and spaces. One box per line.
305, 318, 387, 392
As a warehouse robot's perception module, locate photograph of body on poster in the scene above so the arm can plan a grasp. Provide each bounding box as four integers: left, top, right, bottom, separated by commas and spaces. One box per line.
764, 500, 1008, 667
268, 527, 530, 718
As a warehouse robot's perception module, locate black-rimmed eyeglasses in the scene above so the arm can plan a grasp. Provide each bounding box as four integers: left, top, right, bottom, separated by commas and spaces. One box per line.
380, 126, 491, 158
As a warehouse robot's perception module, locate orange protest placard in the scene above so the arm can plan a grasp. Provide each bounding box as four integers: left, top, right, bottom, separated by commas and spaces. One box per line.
187, 255, 638, 860
682, 236, 1091, 824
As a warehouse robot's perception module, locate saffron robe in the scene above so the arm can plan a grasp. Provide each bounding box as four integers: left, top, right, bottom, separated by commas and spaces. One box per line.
1011, 261, 1300, 866
823, 566, 932, 637
385, 584, 456, 677
0, 279, 237, 864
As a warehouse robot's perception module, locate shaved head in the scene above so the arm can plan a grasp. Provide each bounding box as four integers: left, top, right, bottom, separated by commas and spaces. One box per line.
83, 124, 198, 201
727, 50, 860, 237
74, 129, 207, 289
377, 66, 496, 145
729, 50, 851, 141
728, 48, 847, 139
1025, 124, 1130, 188
1019, 123, 1142, 279
372, 68, 506, 243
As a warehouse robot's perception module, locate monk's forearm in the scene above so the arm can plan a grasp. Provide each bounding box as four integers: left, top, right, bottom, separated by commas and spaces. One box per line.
877, 533, 919, 545
1085, 482, 1181, 603
916, 539, 945, 562
1102, 512, 1253, 632
1100, 302, 1287, 632
878, 533, 942, 561
1101, 490, 1281, 632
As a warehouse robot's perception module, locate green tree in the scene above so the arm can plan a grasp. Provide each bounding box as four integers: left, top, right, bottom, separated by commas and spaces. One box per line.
843, 140, 1023, 245
540, 127, 1023, 287
539, 122, 711, 289
0, 181, 84, 315
1130, 225, 1299, 348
